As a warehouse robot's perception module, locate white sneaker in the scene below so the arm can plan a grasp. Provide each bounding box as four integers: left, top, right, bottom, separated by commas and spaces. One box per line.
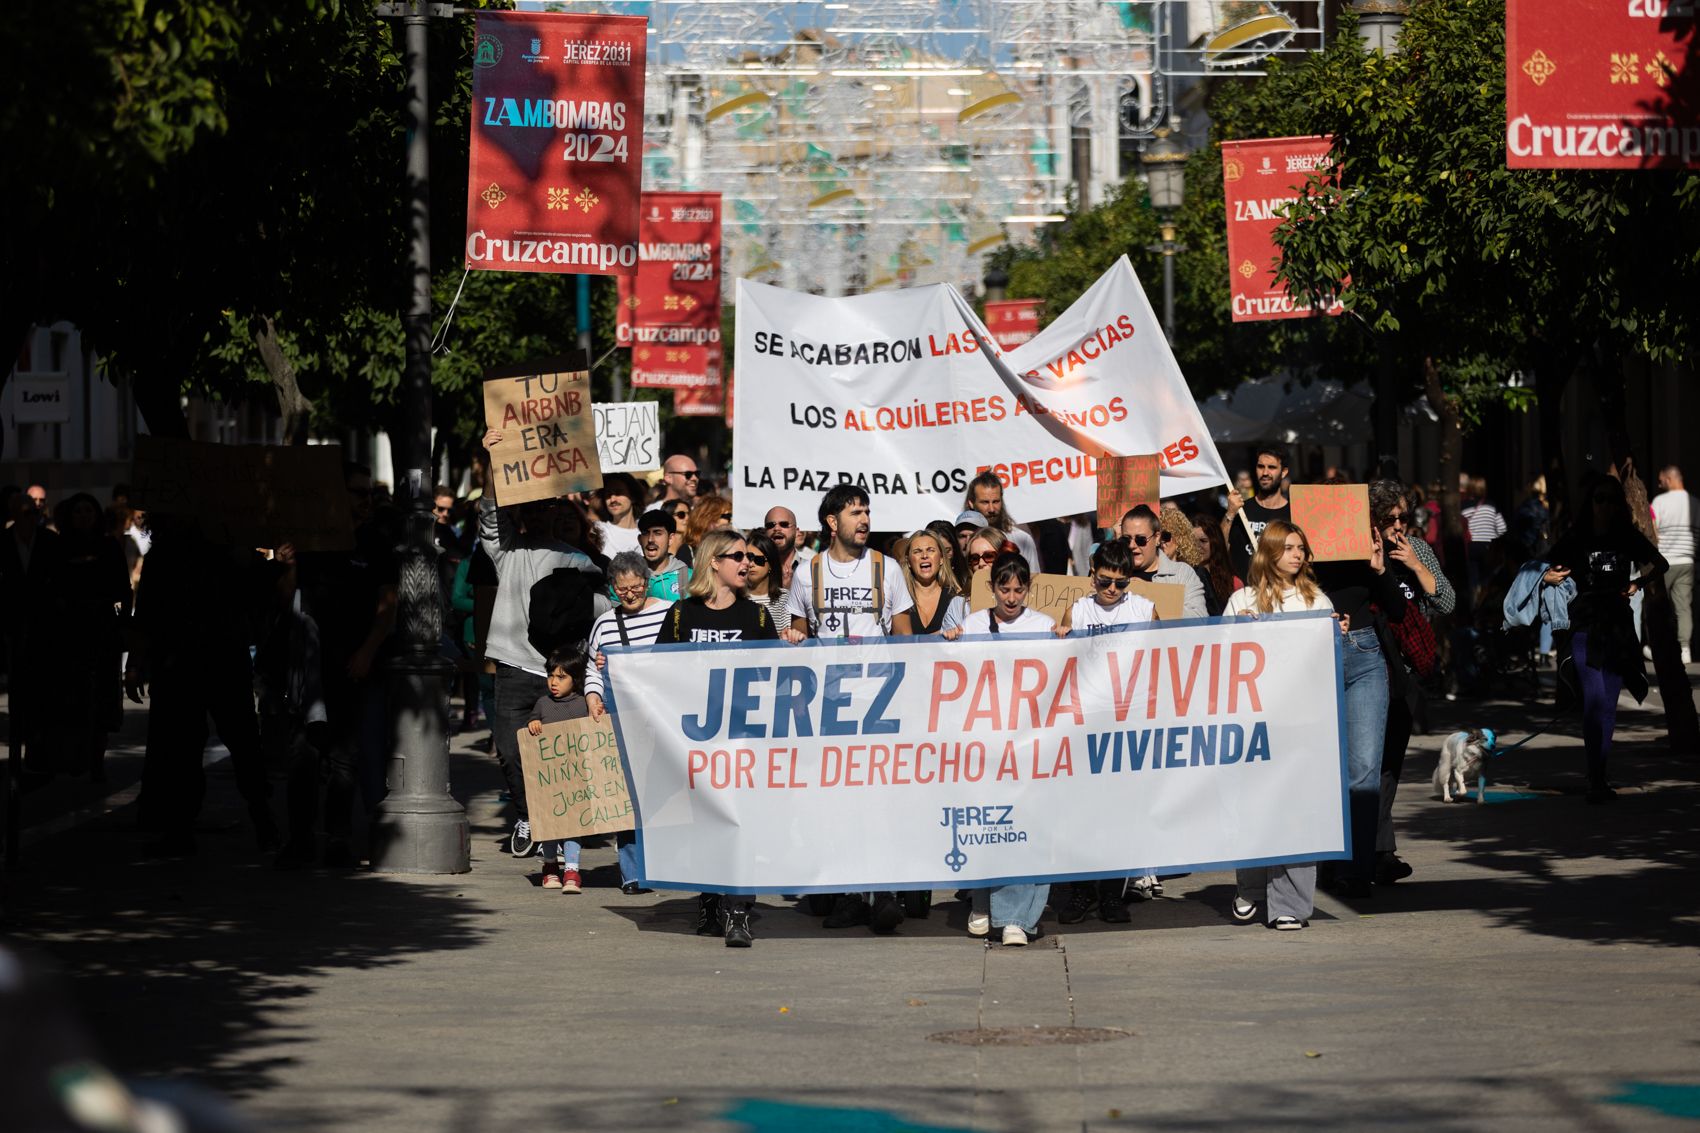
968, 911, 990, 937
1129, 875, 1158, 901
1001, 924, 1028, 947
1683, 647, 1693, 665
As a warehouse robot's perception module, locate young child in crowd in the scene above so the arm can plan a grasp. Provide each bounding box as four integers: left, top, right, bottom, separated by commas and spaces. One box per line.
528, 646, 590, 894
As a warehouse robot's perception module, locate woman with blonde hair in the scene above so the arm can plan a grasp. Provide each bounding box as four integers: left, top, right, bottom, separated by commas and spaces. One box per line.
1223, 520, 1334, 931
898, 528, 969, 635
682, 495, 734, 553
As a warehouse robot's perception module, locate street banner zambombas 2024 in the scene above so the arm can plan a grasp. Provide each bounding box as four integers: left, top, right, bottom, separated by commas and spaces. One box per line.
1220, 136, 1346, 322
606, 616, 1349, 893
617, 191, 725, 391
464, 10, 647, 275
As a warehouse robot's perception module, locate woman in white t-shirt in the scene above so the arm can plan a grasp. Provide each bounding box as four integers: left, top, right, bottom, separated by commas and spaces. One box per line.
943, 552, 1053, 946
1224, 520, 1334, 931
594, 474, 644, 558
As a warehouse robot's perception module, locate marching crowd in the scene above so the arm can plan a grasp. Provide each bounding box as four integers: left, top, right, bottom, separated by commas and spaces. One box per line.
1, 443, 1686, 951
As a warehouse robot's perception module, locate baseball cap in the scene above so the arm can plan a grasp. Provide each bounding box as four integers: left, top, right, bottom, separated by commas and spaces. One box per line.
954, 510, 989, 530
638, 508, 676, 534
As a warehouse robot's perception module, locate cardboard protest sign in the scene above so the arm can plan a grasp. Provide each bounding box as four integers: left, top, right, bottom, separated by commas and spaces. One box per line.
1290, 484, 1372, 562
482, 368, 601, 506
1095, 454, 1162, 529
608, 615, 1348, 892
131, 436, 353, 551
593, 401, 660, 473
517, 717, 635, 841
968, 568, 1184, 623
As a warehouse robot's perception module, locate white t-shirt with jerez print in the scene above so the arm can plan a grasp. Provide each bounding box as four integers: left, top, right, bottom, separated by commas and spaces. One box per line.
785, 549, 913, 638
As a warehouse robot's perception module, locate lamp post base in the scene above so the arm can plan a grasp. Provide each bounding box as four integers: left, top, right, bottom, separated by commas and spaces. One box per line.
370, 652, 470, 874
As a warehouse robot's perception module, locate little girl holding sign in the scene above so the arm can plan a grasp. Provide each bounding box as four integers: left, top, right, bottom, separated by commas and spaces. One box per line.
530, 647, 590, 894
943, 552, 1052, 947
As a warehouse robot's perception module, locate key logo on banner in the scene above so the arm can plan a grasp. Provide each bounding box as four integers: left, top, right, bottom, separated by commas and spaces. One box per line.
1220, 136, 1347, 322
464, 11, 647, 275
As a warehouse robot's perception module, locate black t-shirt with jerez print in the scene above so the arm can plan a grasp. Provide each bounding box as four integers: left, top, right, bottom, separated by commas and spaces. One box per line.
657, 596, 778, 645
1229, 499, 1291, 582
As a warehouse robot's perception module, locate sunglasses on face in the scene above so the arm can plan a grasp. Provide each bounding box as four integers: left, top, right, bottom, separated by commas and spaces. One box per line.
765, 519, 794, 529
1126, 533, 1153, 547
1093, 576, 1131, 591
669, 469, 700, 479
717, 551, 751, 563
744, 553, 768, 566
1386, 512, 1408, 526
968, 550, 999, 565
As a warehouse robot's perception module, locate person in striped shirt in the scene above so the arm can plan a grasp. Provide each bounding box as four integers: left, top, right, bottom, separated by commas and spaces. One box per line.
584, 551, 673, 894
1462, 476, 1507, 601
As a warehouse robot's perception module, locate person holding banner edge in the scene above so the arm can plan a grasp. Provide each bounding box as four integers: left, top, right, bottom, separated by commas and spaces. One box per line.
656, 528, 777, 947
941, 551, 1053, 946
1224, 521, 1336, 930
783, 484, 915, 934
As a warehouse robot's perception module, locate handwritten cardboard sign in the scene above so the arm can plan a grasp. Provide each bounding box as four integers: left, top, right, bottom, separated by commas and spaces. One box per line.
1290, 483, 1372, 562
130, 435, 353, 551
517, 717, 635, 841
482, 367, 602, 506
969, 568, 1184, 623
593, 400, 660, 473
1096, 454, 1162, 528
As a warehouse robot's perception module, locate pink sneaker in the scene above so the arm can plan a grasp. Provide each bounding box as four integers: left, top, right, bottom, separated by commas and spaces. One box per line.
560, 869, 582, 894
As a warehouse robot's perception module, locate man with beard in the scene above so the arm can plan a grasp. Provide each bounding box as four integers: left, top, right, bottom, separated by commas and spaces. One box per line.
963, 471, 1041, 570
762, 505, 809, 589
783, 484, 915, 935
1224, 445, 1291, 583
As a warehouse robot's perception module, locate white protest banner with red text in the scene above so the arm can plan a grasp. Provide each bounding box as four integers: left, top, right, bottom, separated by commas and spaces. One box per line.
607, 615, 1348, 893
465, 11, 646, 275
984, 299, 1042, 350
1220, 137, 1346, 322
1507, 0, 1699, 169
619, 192, 724, 388
732, 257, 1227, 530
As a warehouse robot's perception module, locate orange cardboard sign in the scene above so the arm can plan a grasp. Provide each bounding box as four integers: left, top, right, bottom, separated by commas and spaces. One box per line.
1290, 484, 1372, 562
1096, 454, 1162, 528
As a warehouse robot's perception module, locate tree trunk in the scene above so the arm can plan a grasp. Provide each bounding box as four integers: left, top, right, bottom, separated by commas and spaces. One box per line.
254, 315, 312, 445
1597, 355, 1699, 755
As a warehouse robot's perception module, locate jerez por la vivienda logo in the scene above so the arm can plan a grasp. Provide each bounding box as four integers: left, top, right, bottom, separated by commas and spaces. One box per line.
940, 804, 1028, 873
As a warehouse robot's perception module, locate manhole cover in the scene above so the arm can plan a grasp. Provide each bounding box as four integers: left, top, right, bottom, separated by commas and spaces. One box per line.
927, 1026, 1133, 1047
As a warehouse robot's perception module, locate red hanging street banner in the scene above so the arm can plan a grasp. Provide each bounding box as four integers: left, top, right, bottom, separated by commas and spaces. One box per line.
1506, 0, 1698, 169
620, 192, 724, 389
984, 299, 1043, 350
1220, 136, 1346, 323
464, 11, 647, 275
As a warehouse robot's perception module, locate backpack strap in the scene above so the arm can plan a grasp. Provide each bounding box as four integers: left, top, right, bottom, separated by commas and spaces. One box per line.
614, 607, 631, 647
811, 553, 824, 630
871, 551, 884, 620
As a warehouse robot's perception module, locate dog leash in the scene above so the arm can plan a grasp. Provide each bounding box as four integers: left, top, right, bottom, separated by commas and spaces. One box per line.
1474, 707, 1572, 796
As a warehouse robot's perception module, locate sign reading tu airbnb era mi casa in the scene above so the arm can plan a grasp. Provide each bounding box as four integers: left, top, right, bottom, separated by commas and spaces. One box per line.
464, 11, 647, 274
1506, 0, 1698, 169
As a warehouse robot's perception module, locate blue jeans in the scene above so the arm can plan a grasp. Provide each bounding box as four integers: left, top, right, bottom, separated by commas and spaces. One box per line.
972, 884, 1049, 932
542, 831, 639, 882
1341, 627, 1390, 881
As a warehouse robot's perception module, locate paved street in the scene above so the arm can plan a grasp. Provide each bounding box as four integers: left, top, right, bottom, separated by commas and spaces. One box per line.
5, 671, 1699, 1133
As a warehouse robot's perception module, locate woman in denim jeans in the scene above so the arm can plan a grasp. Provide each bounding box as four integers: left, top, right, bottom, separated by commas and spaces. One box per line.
1314, 516, 1410, 898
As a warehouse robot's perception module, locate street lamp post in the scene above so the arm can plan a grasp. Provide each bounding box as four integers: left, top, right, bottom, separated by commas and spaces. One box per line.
1143, 128, 1187, 345
370, 0, 469, 874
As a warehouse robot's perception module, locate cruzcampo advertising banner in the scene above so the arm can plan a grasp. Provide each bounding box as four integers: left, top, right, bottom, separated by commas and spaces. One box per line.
1220, 136, 1346, 322
1506, 0, 1699, 169
618, 192, 724, 389
606, 615, 1348, 893
731, 256, 1228, 531
465, 10, 647, 275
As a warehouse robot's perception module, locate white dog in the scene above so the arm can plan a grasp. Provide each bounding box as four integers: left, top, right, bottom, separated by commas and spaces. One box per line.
1434, 729, 1497, 803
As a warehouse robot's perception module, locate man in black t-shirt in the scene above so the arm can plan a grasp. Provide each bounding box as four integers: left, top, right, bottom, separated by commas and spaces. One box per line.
1223, 445, 1292, 582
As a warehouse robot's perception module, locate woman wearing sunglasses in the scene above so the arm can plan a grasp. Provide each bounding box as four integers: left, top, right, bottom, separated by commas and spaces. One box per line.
1053, 537, 1160, 923
741, 531, 790, 635
656, 528, 778, 949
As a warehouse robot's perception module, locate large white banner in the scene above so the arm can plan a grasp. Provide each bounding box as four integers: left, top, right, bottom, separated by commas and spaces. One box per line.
606, 614, 1347, 893
731, 256, 1228, 530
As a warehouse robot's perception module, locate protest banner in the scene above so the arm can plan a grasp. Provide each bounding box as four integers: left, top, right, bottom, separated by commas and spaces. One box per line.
605, 614, 1348, 892
482, 366, 601, 505
1290, 484, 1372, 562
464, 10, 647, 275
1221, 137, 1347, 322
618, 192, 724, 389
131, 436, 353, 552
1096, 454, 1162, 528
1507, 0, 1699, 170
517, 718, 635, 841
732, 256, 1229, 530
593, 400, 660, 473
984, 299, 1042, 350
967, 568, 1184, 624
